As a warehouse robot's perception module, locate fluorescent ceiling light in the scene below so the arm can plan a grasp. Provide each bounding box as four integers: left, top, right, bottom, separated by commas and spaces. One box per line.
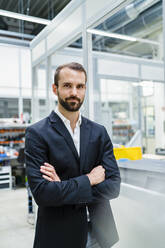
0, 9, 51, 25
88, 29, 137, 42
87, 29, 159, 46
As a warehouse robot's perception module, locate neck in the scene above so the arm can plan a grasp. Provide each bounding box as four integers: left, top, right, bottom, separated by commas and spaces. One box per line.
57, 104, 79, 127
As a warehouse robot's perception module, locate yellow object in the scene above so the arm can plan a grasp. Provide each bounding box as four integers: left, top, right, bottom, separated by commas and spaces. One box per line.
113, 146, 142, 160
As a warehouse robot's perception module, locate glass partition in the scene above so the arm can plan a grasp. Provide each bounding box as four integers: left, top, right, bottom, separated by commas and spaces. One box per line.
141, 81, 165, 154
0, 98, 19, 118
97, 77, 165, 154
99, 78, 140, 146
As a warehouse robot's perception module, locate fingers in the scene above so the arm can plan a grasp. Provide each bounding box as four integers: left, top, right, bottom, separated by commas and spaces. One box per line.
40, 162, 61, 182
42, 174, 53, 181
40, 162, 56, 181
40, 162, 56, 175
40, 167, 55, 178
96, 165, 105, 170
40, 165, 55, 174
91, 165, 105, 173
44, 162, 54, 169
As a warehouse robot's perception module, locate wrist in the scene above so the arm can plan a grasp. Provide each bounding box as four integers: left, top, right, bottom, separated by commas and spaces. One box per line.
86, 173, 95, 186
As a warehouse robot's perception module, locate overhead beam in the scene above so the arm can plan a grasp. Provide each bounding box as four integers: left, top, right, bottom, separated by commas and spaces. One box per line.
0, 36, 30, 47
0, 29, 35, 39
31, 0, 133, 66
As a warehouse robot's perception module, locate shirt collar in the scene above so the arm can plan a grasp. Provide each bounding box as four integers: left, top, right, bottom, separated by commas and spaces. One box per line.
55, 107, 82, 126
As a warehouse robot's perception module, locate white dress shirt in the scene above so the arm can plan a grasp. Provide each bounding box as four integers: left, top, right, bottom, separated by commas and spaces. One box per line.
55, 108, 81, 156
55, 108, 90, 221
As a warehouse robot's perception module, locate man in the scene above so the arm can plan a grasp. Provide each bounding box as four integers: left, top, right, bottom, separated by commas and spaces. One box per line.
25, 62, 121, 248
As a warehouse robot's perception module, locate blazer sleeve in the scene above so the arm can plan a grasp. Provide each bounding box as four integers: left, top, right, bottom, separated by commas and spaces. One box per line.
25, 127, 92, 207
91, 126, 121, 202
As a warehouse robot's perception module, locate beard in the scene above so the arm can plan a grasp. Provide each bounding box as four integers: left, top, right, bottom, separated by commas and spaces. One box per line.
57, 92, 84, 112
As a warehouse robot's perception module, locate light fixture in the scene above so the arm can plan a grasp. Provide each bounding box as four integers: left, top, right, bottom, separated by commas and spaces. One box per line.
87, 29, 159, 46
88, 28, 137, 42
0, 9, 51, 25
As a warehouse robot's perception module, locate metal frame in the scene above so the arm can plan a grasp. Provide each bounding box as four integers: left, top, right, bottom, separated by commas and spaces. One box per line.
30, 0, 84, 49
46, 54, 52, 113
0, 36, 30, 47
93, 50, 164, 68
55, 47, 164, 68
31, 66, 38, 122
98, 74, 164, 84
30, 0, 133, 65
30, 0, 134, 120
82, 1, 94, 119
163, 0, 165, 84
18, 48, 23, 119
30, 0, 165, 122
0, 29, 35, 39
51, 46, 164, 69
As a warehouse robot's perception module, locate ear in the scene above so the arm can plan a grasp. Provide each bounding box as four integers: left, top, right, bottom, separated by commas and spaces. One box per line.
52, 84, 58, 96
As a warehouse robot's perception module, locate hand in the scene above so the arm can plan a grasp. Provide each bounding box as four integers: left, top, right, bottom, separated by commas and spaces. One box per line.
40, 162, 61, 182
87, 165, 105, 186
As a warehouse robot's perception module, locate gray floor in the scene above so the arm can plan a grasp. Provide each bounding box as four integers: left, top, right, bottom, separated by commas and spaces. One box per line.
0, 188, 120, 248
0, 188, 34, 248
1, 187, 164, 248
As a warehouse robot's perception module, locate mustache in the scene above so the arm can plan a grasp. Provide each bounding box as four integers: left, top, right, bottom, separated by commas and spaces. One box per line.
65, 96, 80, 102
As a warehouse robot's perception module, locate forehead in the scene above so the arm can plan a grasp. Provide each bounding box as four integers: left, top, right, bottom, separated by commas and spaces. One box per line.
58, 67, 86, 83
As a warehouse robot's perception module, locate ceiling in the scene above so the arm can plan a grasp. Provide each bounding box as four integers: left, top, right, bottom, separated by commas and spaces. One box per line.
0, 0, 163, 59
71, 0, 163, 59
0, 0, 71, 36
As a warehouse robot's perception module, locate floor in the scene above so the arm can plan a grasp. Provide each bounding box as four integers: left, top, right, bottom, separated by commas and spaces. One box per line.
0, 188, 120, 248
0, 188, 34, 248
0, 187, 164, 248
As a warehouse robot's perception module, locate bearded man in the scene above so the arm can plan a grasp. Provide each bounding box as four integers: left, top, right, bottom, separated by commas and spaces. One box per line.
25, 62, 121, 248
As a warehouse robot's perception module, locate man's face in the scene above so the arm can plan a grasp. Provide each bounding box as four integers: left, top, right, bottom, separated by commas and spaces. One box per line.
53, 67, 86, 112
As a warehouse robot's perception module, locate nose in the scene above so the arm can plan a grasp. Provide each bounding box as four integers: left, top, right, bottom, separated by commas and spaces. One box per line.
71, 86, 77, 96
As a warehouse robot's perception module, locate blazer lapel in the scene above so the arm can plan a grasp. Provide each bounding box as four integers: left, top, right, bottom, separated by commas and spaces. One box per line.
80, 117, 91, 174
49, 111, 79, 162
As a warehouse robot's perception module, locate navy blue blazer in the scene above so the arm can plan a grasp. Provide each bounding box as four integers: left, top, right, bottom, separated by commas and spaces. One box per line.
25, 111, 121, 248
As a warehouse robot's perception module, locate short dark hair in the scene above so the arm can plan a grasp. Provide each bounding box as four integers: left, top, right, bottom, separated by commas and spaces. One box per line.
54, 62, 87, 87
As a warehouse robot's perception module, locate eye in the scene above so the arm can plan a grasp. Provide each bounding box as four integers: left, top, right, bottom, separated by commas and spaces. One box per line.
63, 83, 71, 88
77, 84, 85, 89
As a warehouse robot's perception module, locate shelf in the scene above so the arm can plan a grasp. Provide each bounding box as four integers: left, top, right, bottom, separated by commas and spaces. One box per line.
0, 140, 24, 145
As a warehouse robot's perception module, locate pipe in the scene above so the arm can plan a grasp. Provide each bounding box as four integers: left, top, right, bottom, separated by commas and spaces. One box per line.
94, 2, 162, 48
96, 0, 161, 32
72, 0, 162, 50
0, 29, 35, 39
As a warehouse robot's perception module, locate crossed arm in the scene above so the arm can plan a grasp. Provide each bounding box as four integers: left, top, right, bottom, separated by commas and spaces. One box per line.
25, 126, 120, 207
40, 162, 105, 186
39, 127, 121, 203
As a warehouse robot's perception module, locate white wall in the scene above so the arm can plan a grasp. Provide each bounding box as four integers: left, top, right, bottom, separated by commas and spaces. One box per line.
0, 44, 31, 98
